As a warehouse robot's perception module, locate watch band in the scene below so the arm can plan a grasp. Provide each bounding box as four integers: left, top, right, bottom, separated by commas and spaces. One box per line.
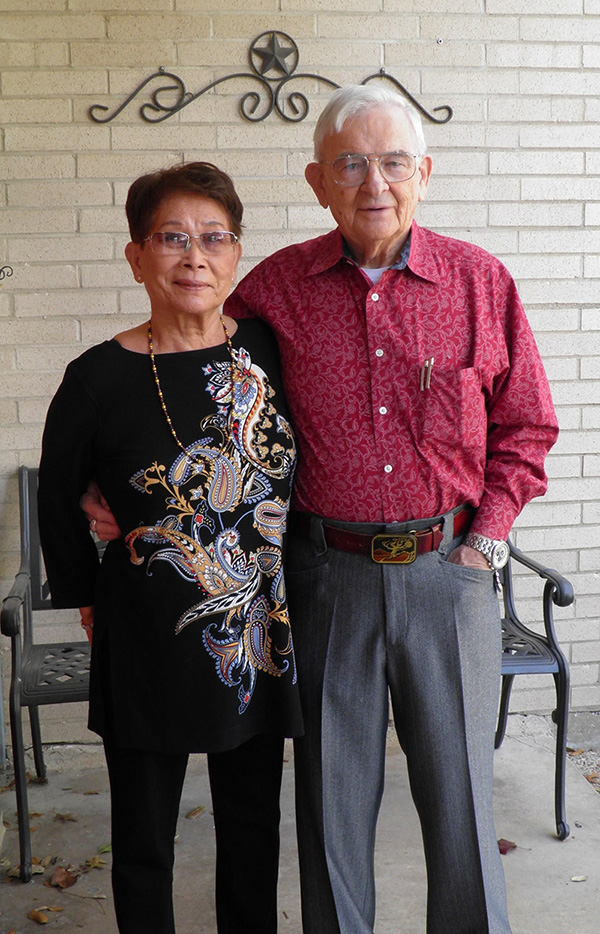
464, 532, 510, 570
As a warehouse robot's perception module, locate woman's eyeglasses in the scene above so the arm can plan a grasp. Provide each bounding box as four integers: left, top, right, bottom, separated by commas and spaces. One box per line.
141, 231, 238, 255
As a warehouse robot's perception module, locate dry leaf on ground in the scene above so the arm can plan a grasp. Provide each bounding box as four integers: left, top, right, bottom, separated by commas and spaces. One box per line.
28, 909, 49, 924
49, 865, 80, 888
498, 838, 517, 855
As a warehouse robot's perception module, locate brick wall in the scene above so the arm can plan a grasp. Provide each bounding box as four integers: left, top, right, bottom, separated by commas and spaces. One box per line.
1, 0, 599, 748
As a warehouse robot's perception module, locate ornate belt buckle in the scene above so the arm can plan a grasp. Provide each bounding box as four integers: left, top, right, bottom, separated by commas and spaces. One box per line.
371, 533, 417, 564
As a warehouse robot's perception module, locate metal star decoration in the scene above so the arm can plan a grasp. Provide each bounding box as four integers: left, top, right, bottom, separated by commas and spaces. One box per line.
252, 32, 296, 76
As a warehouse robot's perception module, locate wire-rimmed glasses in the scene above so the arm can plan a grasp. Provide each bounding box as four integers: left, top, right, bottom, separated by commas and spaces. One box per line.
320, 151, 421, 187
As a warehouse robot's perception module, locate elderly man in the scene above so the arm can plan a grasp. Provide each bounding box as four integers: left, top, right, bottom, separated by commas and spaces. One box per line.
84, 86, 558, 933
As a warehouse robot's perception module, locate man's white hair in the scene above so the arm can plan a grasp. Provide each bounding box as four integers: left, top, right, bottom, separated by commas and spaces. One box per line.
313, 84, 427, 160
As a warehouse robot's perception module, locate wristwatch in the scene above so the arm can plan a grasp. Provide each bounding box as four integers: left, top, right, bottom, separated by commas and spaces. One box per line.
464, 532, 510, 570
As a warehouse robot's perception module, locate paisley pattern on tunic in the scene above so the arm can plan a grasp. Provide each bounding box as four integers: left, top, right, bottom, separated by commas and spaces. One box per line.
126, 344, 297, 714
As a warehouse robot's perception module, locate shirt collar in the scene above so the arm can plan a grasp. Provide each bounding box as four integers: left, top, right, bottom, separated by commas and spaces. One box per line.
305, 222, 441, 285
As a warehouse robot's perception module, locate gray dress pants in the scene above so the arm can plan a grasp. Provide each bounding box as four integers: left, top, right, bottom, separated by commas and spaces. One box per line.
286, 515, 512, 934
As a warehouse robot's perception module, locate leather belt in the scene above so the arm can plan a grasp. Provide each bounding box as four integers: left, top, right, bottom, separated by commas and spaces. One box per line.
289, 506, 472, 565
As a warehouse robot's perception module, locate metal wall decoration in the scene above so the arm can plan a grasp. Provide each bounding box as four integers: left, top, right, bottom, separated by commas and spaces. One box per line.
89, 32, 453, 125
0, 265, 13, 281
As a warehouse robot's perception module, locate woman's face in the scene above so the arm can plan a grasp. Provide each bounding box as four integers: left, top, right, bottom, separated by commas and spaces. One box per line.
125, 192, 242, 322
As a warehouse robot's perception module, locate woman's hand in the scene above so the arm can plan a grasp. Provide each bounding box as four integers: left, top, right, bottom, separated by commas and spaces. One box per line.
80, 480, 122, 541
79, 606, 94, 644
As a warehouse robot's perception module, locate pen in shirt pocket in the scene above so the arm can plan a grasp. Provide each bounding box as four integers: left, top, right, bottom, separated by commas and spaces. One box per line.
420, 357, 435, 391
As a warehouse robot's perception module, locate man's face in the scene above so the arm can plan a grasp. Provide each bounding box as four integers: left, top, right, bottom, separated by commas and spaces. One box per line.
305, 106, 432, 267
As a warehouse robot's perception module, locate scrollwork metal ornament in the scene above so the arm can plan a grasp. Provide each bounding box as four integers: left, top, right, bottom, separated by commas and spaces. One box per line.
89, 32, 453, 126
0, 265, 13, 281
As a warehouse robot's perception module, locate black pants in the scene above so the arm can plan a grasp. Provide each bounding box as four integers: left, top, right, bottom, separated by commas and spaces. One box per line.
104, 734, 285, 934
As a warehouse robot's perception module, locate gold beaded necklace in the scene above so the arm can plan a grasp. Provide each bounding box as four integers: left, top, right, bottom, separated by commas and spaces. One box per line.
148, 320, 236, 463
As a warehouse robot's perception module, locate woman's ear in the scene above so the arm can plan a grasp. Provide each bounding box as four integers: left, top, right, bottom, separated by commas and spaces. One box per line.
125, 241, 143, 282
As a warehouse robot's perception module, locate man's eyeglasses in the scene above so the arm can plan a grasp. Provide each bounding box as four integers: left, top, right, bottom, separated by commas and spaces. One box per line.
141, 231, 239, 255
320, 151, 421, 188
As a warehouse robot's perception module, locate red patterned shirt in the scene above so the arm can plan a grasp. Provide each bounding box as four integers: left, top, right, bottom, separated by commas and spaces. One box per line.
226, 222, 558, 539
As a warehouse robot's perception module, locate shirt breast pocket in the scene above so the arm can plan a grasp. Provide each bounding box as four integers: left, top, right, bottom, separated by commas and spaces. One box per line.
417, 366, 486, 450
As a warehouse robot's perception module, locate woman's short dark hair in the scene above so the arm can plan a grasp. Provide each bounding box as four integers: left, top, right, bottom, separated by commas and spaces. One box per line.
125, 161, 244, 242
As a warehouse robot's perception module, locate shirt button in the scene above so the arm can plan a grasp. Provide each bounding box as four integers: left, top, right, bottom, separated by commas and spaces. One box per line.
384, 464, 393, 474
379, 406, 388, 415
375, 349, 384, 357
371, 293, 379, 301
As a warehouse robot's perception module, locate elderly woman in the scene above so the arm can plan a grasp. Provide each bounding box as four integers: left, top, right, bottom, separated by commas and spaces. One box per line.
37, 162, 302, 934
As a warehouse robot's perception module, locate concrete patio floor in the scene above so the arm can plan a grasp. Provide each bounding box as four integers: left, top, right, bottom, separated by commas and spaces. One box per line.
0, 713, 599, 934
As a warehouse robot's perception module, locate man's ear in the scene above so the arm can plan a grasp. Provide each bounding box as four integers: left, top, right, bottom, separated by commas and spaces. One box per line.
305, 162, 330, 209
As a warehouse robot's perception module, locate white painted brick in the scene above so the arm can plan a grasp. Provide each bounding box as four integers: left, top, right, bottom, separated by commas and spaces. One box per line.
384, 0, 481, 10
583, 408, 600, 430
17, 398, 48, 424
0, 41, 35, 67
425, 69, 519, 96
417, 202, 488, 228
9, 180, 112, 208
487, 0, 582, 11
34, 42, 69, 67
0, 98, 71, 124
522, 177, 600, 201
80, 262, 139, 290
0, 208, 76, 235
421, 14, 518, 41
429, 177, 519, 202
553, 430, 600, 456
490, 203, 582, 227
571, 663, 600, 686
519, 229, 598, 253
514, 502, 582, 527
580, 550, 600, 572
1, 154, 75, 180
490, 151, 584, 176
71, 41, 175, 69
520, 124, 600, 149
585, 203, 600, 226
5, 125, 112, 153
79, 207, 129, 234
15, 291, 118, 317
9, 235, 114, 264
2, 14, 105, 41
583, 502, 600, 524
77, 152, 181, 179
584, 454, 600, 476
487, 42, 581, 69
581, 357, 600, 379
544, 454, 582, 477
9, 264, 79, 291
107, 14, 210, 41
501, 255, 581, 281
572, 642, 600, 664
1, 70, 107, 98
520, 18, 600, 42
581, 310, 600, 330
79, 314, 147, 344
554, 407, 581, 431
214, 14, 316, 39
519, 280, 600, 306
385, 40, 484, 69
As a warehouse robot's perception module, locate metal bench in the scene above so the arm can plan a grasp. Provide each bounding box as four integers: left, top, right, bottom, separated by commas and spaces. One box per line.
1, 466, 94, 882
497, 541, 574, 841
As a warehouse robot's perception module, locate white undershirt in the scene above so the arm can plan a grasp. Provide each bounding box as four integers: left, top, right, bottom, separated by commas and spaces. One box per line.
361, 266, 391, 285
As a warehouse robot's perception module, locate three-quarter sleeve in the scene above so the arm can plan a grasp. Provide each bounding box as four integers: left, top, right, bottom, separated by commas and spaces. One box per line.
38, 364, 101, 608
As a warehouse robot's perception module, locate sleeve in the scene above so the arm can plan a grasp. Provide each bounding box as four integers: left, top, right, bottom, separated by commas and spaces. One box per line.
225, 266, 265, 320
37, 364, 101, 608
470, 272, 559, 541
